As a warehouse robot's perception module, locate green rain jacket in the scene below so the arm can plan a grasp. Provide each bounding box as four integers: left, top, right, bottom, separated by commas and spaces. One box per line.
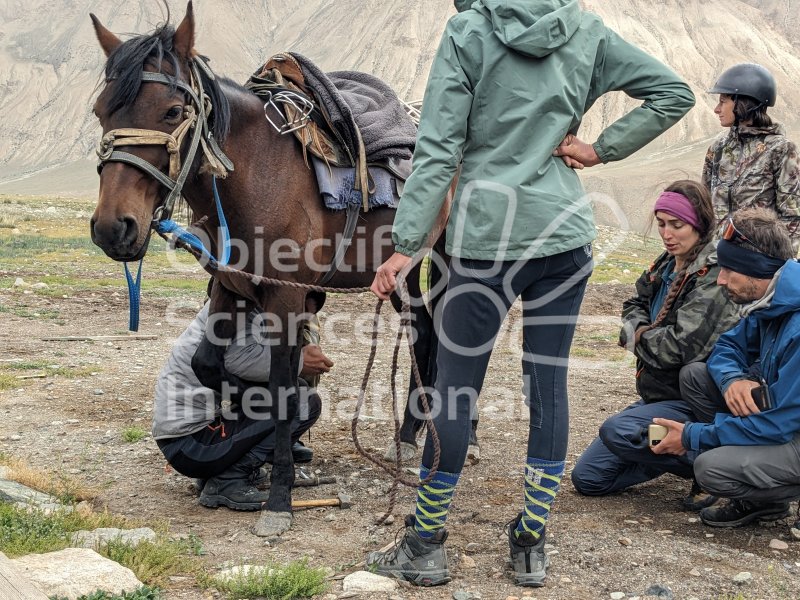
393, 0, 695, 260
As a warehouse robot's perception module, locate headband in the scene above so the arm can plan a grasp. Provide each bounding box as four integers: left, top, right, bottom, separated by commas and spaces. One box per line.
653, 192, 702, 231
717, 239, 786, 279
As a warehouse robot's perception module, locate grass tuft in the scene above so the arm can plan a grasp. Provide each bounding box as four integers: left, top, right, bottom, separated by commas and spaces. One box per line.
101, 537, 203, 587
209, 559, 328, 600
0, 501, 131, 557
50, 584, 162, 599
0, 455, 97, 503
121, 426, 148, 443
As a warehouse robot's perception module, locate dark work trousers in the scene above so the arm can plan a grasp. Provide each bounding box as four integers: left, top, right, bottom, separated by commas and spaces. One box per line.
157, 387, 321, 479
680, 362, 800, 503
420, 245, 593, 473
571, 399, 697, 496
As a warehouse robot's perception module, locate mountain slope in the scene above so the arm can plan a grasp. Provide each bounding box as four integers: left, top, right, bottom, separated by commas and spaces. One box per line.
1, 0, 798, 216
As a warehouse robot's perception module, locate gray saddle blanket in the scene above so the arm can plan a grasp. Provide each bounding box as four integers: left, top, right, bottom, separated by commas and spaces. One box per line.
312, 156, 403, 211
291, 52, 417, 162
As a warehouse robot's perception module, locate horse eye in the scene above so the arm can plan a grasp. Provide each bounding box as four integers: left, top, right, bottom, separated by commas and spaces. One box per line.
165, 106, 183, 120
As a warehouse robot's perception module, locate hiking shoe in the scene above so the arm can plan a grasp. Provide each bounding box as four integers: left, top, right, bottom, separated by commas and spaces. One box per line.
507, 513, 549, 587
700, 499, 790, 528
466, 422, 480, 465
366, 515, 450, 586
790, 518, 800, 541
682, 479, 719, 511
193, 466, 268, 497
383, 441, 418, 462
199, 477, 270, 511
265, 441, 314, 465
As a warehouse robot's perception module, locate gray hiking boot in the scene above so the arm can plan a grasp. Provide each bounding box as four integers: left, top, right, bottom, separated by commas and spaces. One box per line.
199, 476, 270, 511
191, 466, 268, 497
366, 515, 450, 586
507, 514, 549, 587
199, 453, 270, 511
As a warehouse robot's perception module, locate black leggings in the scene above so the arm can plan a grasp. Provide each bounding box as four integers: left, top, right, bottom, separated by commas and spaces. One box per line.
421, 247, 592, 473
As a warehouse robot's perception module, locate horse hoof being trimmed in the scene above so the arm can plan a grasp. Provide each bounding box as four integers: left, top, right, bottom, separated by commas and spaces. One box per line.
252, 510, 293, 537
383, 441, 418, 462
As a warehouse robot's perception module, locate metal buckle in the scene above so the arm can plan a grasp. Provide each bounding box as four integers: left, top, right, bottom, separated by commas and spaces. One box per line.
262, 90, 314, 134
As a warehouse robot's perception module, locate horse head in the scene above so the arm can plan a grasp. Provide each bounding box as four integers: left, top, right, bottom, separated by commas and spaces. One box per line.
89, 1, 229, 261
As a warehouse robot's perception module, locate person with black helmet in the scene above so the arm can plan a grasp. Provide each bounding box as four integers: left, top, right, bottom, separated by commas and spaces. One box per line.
703, 63, 800, 253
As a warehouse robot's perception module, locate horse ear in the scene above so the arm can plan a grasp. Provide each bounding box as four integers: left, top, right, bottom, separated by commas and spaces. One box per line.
90, 13, 122, 57
173, 1, 196, 59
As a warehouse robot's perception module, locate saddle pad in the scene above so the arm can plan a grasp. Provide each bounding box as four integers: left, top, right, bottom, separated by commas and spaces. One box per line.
312, 156, 400, 211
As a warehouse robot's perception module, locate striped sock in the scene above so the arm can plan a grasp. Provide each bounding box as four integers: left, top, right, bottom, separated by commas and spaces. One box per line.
414, 467, 460, 539
515, 457, 565, 540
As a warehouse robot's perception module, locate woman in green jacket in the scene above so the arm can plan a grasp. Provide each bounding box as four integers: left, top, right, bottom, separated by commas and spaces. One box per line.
368, 0, 695, 587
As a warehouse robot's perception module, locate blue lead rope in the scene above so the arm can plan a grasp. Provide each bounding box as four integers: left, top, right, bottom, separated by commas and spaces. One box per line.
122, 176, 231, 331
123, 259, 143, 331
212, 176, 231, 266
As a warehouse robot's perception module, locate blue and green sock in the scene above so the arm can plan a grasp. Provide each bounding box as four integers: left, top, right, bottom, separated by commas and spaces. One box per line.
414, 467, 460, 539
515, 457, 565, 540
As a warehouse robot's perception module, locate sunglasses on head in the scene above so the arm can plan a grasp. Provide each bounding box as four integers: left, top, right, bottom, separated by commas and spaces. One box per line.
721, 218, 772, 256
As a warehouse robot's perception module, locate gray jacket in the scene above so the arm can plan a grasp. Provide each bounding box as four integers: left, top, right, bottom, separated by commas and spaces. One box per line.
152, 304, 275, 440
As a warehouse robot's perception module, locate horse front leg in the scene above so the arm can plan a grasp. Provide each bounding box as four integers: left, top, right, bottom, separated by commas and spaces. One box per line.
191, 284, 252, 401
253, 330, 301, 537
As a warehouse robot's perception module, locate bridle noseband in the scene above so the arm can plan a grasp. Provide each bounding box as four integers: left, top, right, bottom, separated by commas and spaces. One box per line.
96, 58, 233, 224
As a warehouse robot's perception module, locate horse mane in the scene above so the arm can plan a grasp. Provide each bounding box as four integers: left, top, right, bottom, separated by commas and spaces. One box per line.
101, 23, 231, 143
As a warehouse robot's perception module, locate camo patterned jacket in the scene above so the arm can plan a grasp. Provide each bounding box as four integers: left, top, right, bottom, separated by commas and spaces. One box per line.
618, 241, 741, 402
702, 123, 800, 251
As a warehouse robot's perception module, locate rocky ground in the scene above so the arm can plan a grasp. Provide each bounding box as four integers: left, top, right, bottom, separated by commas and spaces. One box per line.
1, 267, 799, 600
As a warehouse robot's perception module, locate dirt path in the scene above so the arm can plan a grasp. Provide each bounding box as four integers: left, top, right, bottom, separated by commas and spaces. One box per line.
0, 281, 798, 599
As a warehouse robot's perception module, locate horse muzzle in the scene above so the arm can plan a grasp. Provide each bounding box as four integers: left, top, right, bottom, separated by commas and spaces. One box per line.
90, 213, 147, 261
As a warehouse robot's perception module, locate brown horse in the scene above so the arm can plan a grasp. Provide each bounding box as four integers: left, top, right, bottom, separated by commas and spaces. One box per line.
89, 2, 448, 534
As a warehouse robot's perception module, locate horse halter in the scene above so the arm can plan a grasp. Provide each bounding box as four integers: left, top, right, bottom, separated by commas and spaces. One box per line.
95, 57, 233, 223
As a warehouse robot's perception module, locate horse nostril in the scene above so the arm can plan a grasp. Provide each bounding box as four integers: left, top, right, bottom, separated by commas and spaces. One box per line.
120, 216, 139, 247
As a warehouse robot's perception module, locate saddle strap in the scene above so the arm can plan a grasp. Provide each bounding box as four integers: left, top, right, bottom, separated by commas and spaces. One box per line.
320, 201, 361, 285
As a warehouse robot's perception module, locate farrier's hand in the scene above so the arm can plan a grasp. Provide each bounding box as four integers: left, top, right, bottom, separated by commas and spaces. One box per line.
723, 379, 760, 417
553, 134, 602, 169
371, 252, 413, 301
650, 418, 687, 456
300, 345, 334, 378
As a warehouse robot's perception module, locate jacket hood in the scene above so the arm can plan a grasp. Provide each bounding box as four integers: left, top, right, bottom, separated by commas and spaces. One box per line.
453, 0, 474, 12
478, 0, 582, 57
750, 260, 800, 319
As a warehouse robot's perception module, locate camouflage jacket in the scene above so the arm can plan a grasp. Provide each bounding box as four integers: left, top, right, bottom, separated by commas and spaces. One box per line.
618, 241, 741, 402
702, 123, 800, 251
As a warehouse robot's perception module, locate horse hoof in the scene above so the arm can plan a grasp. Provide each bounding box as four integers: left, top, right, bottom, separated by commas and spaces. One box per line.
466, 443, 480, 465
252, 510, 293, 537
383, 441, 418, 462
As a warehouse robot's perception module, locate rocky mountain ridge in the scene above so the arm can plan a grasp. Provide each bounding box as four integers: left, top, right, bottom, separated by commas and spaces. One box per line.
1, 0, 798, 215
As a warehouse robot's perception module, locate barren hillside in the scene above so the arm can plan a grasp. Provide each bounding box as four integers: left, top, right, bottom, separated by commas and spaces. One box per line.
1, 0, 799, 225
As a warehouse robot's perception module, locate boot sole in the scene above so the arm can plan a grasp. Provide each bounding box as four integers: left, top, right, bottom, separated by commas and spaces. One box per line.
376, 568, 450, 587
198, 495, 265, 511
701, 507, 790, 528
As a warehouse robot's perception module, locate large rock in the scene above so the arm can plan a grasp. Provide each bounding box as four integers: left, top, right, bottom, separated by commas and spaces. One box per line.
70, 527, 157, 550
0, 479, 58, 507
11, 548, 143, 600
342, 571, 399, 593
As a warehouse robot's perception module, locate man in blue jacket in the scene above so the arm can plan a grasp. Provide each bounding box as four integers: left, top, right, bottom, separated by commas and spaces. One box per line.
653, 207, 800, 533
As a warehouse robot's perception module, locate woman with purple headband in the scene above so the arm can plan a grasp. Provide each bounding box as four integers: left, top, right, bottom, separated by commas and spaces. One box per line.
571, 180, 740, 508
